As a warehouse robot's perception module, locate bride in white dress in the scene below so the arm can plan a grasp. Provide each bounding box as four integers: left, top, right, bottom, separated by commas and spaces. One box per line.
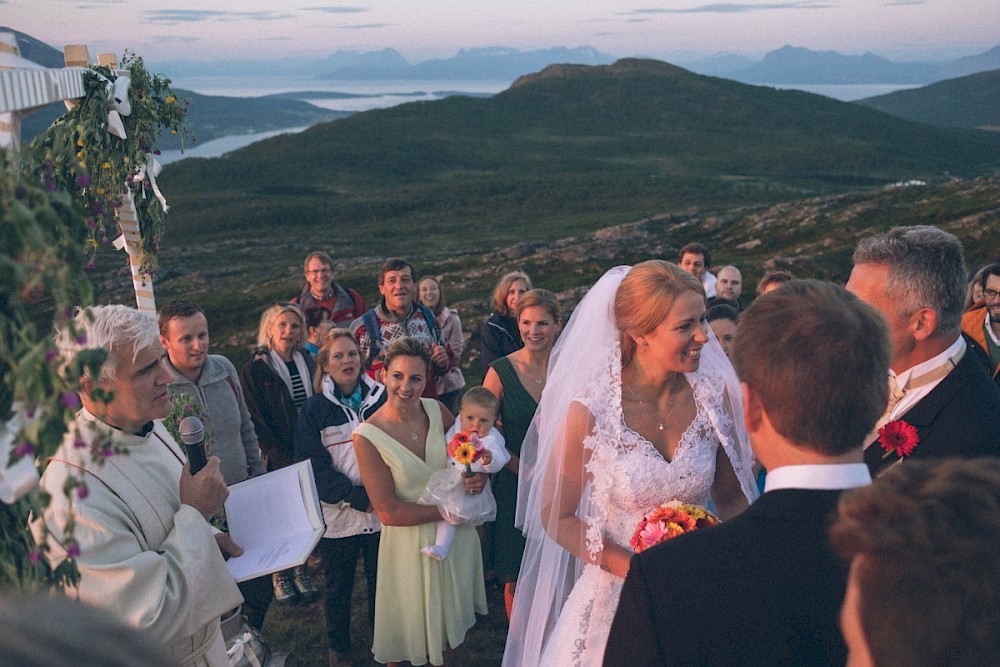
502, 261, 760, 667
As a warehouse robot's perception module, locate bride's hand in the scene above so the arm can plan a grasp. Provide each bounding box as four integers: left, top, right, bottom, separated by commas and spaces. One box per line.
599, 542, 635, 579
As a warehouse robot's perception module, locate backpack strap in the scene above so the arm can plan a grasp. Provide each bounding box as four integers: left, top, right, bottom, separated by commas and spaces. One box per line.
417, 304, 443, 345
349, 288, 365, 319
362, 309, 382, 364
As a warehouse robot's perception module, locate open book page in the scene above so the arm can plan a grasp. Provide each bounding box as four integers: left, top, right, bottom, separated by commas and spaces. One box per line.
223, 460, 325, 582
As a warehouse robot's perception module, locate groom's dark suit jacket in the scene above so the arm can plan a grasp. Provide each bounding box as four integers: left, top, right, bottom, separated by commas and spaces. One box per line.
604, 489, 848, 667
865, 341, 1000, 477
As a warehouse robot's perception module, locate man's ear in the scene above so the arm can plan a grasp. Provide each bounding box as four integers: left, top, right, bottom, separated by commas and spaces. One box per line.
909, 307, 939, 342
159, 333, 169, 350
78, 374, 94, 400
741, 382, 763, 434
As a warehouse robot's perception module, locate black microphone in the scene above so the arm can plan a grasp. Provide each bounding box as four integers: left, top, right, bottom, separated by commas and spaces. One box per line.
179, 416, 208, 475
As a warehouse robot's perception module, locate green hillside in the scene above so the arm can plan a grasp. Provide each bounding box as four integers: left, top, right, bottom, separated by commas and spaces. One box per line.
855, 68, 1000, 131
159, 58, 1000, 259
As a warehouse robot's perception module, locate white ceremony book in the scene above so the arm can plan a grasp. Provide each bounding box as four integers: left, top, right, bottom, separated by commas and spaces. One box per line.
223, 460, 325, 582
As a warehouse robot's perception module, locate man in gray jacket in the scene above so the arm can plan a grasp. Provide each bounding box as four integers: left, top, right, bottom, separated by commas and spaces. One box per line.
159, 300, 265, 484
159, 300, 272, 627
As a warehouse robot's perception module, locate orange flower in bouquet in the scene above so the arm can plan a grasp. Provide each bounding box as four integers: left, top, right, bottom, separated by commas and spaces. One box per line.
629, 500, 720, 554
447, 431, 483, 477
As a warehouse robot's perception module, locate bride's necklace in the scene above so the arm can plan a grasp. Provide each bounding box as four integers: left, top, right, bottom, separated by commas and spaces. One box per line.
623, 382, 666, 431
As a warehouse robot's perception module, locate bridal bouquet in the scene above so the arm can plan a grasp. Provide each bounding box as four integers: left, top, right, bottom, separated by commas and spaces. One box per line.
447, 431, 484, 477
629, 501, 720, 554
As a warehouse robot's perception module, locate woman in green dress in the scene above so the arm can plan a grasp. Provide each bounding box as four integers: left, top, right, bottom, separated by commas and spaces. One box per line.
354, 337, 488, 666
482, 289, 562, 618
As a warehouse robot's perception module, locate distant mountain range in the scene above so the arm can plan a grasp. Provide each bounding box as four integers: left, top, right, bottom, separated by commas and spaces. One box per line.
157, 46, 615, 81
4, 23, 998, 87
156, 43, 1000, 85
678, 44, 1000, 85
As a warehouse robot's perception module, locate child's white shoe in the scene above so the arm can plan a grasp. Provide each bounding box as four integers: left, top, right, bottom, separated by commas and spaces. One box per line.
421, 545, 449, 561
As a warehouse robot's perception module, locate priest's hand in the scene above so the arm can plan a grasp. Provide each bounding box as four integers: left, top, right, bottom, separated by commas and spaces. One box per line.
180, 456, 229, 520
215, 533, 244, 560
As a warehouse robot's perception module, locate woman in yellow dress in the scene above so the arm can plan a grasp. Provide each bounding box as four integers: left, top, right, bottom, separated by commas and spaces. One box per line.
354, 337, 488, 666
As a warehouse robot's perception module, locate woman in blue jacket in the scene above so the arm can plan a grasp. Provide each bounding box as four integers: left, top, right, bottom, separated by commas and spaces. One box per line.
295, 329, 386, 667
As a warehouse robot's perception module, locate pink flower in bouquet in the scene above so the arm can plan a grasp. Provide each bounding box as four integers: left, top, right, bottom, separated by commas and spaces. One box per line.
629, 500, 720, 554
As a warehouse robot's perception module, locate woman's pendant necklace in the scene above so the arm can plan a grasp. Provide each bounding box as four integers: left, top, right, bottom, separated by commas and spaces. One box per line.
624, 382, 666, 430
411, 429, 419, 441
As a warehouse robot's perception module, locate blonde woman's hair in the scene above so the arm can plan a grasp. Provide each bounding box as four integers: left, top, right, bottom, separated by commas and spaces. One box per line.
256, 303, 306, 351
615, 260, 704, 366
313, 328, 364, 393
492, 271, 532, 316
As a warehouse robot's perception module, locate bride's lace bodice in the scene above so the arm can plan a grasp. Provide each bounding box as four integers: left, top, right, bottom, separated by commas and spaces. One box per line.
579, 368, 724, 558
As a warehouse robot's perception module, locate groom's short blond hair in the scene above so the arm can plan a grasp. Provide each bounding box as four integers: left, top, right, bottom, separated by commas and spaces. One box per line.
731, 280, 890, 455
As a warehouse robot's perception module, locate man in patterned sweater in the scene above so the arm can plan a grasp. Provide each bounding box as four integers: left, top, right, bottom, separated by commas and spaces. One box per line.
350, 257, 450, 398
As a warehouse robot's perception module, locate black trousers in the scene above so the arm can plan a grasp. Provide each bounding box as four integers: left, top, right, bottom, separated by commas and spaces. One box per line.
237, 573, 274, 630
317, 531, 380, 652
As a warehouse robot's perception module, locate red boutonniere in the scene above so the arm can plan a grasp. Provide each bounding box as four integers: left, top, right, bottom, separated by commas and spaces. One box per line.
878, 420, 920, 460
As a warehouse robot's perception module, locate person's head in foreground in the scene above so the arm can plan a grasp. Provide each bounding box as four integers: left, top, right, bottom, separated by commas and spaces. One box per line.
830, 457, 1000, 667
730, 280, 890, 458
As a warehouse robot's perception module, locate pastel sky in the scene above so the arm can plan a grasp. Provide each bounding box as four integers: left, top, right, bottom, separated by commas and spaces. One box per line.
2, 0, 998, 64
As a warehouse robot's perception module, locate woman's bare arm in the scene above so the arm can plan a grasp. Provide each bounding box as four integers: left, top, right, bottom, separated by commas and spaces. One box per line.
353, 433, 444, 527
483, 366, 520, 474
542, 401, 633, 578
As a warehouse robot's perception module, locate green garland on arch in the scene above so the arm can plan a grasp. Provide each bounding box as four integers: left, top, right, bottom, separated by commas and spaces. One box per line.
26, 51, 189, 274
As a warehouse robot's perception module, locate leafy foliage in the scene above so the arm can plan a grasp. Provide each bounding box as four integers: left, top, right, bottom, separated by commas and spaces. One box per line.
26, 52, 188, 272
0, 150, 97, 590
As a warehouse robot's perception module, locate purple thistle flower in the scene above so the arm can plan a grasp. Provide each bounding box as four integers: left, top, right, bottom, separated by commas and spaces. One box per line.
66, 542, 81, 558
74, 437, 87, 449
45, 347, 58, 362
28, 550, 42, 564
75, 172, 92, 188
14, 442, 35, 458
75, 333, 87, 344
76, 485, 89, 500
85, 261, 97, 270
15, 184, 27, 199
59, 392, 81, 409
102, 447, 113, 458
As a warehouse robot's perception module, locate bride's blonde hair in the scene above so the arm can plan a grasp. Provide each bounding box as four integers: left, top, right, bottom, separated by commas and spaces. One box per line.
615, 260, 704, 366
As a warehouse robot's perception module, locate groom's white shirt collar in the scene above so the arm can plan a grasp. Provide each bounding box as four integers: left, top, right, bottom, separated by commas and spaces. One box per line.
764, 464, 871, 492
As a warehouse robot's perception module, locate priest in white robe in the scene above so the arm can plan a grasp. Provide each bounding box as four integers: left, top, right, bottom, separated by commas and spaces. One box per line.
33, 305, 244, 667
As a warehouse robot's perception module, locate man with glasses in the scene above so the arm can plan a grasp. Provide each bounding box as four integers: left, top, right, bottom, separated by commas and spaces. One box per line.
846, 227, 1000, 478
963, 262, 1000, 387
293, 251, 365, 327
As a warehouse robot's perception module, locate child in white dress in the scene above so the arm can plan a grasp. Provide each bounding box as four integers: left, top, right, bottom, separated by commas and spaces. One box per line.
420, 387, 509, 560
